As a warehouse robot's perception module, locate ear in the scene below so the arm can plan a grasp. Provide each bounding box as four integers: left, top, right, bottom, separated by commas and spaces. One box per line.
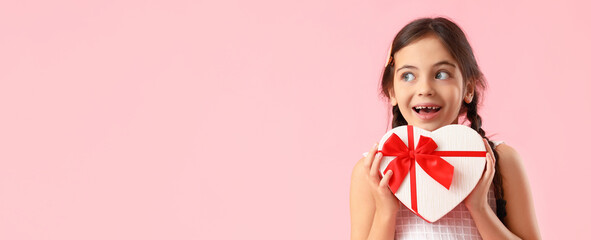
464, 81, 475, 104
388, 88, 397, 106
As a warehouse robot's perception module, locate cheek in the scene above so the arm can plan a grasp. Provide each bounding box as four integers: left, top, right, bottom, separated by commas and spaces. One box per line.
439, 87, 463, 106
393, 85, 410, 99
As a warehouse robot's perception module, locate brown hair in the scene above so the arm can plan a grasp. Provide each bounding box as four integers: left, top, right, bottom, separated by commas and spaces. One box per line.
380, 17, 507, 224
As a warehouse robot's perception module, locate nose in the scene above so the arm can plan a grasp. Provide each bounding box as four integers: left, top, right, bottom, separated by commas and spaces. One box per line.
416, 77, 435, 96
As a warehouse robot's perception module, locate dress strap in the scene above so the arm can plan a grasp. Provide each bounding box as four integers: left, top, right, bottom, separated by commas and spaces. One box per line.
491, 140, 504, 149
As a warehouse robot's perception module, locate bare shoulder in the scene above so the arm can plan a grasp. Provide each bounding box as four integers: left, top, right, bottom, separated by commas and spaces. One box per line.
494, 143, 527, 181
494, 143, 523, 170
493, 142, 542, 239
494, 142, 529, 201
351, 157, 366, 177
494, 142, 517, 161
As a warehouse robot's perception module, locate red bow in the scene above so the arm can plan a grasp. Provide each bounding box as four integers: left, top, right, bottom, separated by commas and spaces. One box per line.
380, 133, 454, 193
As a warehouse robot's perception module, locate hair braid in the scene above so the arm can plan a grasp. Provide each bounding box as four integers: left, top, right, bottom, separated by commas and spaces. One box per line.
464, 94, 507, 225
391, 105, 408, 128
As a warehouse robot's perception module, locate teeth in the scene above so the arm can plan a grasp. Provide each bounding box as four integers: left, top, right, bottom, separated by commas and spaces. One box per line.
414, 106, 440, 110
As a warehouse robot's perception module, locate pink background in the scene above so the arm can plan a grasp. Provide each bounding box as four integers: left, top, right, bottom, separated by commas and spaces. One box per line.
1, 0, 589, 239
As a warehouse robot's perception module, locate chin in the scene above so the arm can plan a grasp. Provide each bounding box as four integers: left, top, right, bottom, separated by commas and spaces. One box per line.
411, 122, 446, 132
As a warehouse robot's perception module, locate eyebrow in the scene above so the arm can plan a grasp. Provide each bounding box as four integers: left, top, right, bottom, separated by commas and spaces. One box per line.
433, 60, 456, 69
395, 60, 457, 73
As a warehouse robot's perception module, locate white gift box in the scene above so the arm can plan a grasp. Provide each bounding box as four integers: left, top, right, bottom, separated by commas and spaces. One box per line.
377, 124, 487, 223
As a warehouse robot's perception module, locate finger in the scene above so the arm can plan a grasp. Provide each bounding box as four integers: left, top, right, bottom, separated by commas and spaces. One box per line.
485, 152, 495, 179
484, 153, 496, 187
483, 138, 493, 155
363, 142, 379, 169
475, 153, 493, 189
491, 147, 497, 167
370, 152, 383, 179
379, 170, 393, 190
488, 152, 496, 175
480, 152, 490, 176
483, 139, 497, 167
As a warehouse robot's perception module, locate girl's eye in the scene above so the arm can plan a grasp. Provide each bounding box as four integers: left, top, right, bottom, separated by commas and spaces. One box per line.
435, 71, 450, 80
402, 72, 415, 82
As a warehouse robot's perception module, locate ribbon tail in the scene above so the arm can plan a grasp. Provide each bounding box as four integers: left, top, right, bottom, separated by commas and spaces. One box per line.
383, 156, 411, 193
415, 155, 454, 190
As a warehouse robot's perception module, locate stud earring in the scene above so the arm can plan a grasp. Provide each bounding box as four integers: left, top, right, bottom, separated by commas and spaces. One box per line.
465, 94, 472, 103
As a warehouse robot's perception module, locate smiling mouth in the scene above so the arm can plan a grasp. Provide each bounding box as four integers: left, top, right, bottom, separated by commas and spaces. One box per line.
412, 106, 441, 114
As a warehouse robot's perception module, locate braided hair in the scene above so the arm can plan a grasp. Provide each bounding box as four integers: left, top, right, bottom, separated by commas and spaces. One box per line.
380, 17, 507, 224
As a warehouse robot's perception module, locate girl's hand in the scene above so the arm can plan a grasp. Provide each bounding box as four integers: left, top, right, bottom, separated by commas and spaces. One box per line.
363, 143, 400, 215
464, 138, 495, 212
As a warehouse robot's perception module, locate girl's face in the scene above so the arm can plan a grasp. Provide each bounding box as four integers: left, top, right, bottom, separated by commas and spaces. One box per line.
389, 34, 474, 132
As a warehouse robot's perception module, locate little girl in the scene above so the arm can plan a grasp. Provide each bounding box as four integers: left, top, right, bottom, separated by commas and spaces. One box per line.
350, 17, 541, 239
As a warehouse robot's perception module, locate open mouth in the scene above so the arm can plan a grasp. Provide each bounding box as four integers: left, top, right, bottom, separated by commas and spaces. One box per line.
412, 106, 441, 114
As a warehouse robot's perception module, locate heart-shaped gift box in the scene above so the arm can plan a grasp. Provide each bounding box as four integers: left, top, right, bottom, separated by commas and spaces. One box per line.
377, 124, 487, 223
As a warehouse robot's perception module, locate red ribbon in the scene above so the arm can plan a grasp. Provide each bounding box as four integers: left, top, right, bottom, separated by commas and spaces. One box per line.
378, 125, 487, 213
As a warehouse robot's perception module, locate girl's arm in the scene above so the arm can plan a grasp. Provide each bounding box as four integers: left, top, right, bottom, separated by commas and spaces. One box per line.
467, 142, 541, 239
495, 143, 541, 239
350, 158, 396, 240
350, 144, 399, 240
